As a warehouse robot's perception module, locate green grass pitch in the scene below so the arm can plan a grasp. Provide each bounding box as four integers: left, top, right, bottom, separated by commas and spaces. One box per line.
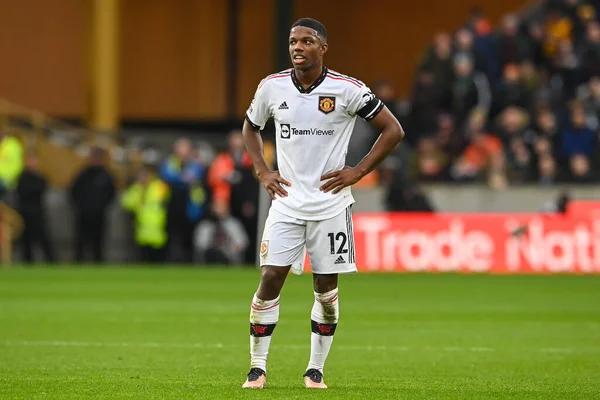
1, 267, 600, 399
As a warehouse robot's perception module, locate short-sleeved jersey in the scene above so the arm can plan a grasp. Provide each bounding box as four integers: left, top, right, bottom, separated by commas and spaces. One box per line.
246, 66, 384, 221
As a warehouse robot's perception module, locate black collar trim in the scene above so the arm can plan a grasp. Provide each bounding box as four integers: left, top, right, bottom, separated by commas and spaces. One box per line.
290, 66, 328, 94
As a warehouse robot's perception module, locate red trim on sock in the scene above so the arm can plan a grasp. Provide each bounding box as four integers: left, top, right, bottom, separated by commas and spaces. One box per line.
251, 301, 280, 311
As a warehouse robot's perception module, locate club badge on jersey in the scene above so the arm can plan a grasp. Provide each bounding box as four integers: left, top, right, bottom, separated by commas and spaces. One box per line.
318, 96, 335, 114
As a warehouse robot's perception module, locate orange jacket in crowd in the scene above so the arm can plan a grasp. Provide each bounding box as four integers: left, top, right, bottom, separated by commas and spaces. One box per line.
208, 152, 254, 209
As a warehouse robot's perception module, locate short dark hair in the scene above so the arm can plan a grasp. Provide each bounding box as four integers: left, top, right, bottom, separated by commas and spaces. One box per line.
291, 18, 327, 42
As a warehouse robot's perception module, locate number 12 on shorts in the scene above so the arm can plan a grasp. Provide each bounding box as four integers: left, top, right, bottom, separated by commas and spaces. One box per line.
327, 232, 348, 255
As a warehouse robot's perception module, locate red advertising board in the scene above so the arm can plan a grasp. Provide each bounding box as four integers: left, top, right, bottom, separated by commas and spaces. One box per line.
567, 200, 600, 219
304, 201, 600, 274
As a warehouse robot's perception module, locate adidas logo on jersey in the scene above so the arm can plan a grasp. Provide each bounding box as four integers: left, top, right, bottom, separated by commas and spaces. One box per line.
334, 255, 346, 264
278, 101, 289, 110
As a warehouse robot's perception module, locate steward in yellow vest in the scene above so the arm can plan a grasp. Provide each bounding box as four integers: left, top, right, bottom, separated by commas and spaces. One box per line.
122, 165, 170, 263
0, 132, 24, 195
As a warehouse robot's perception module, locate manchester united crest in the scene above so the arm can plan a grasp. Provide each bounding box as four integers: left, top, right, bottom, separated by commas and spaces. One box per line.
318, 96, 335, 114
260, 240, 269, 258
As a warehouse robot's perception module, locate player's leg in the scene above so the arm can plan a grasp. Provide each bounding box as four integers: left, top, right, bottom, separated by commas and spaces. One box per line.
243, 209, 306, 389
303, 206, 357, 388
255, 265, 290, 300
303, 273, 339, 388
244, 265, 289, 388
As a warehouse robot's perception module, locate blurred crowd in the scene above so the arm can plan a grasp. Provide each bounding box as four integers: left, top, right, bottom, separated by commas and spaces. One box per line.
363, 0, 600, 211
2, 0, 600, 262
0, 130, 261, 265
119, 132, 260, 265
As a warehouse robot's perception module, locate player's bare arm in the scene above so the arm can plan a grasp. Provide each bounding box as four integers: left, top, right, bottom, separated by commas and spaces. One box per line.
320, 106, 404, 194
242, 119, 291, 200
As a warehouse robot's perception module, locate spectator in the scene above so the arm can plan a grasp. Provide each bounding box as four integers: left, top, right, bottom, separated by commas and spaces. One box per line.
420, 32, 454, 104
466, 6, 488, 33
208, 130, 259, 263
497, 14, 530, 68
560, 105, 596, 159
572, 1, 596, 46
69, 147, 115, 263
534, 107, 562, 154
457, 26, 499, 83
122, 163, 170, 263
534, 134, 554, 157
451, 109, 505, 184
475, 32, 501, 86
451, 54, 492, 125
455, 28, 477, 67
538, 153, 559, 186
568, 153, 596, 182
532, 67, 566, 111
544, 7, 573, 59
506, 137, 535, 183
535, 106, 559, 135
525, 19, 549, 68
193, 201, 249, 265
577, 74, 600, 129
409, 66, 445, 141
553, 39, 583, 98
521, 61, 542, 93
15, 152, 55, 263
495, 106, 534, 145
0, 130, 23, 200
493, 63, 534, 116
412, 137, 449, 181
577, 18, 600, 78
435, 113, 467, 160
160, 138, 209, 263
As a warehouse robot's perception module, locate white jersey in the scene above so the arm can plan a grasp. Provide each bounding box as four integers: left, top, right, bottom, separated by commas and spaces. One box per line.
246, 67, 384, 221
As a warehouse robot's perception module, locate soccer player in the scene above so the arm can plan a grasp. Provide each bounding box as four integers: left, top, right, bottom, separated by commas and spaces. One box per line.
241, 18, 404, 389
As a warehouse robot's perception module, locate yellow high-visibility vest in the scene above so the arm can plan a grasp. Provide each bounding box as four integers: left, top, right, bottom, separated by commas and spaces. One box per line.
122, 178, 170, 248
0, 136, 23, 189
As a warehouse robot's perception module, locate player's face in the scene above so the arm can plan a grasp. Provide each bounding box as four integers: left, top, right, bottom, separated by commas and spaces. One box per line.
289, 26, 327, 71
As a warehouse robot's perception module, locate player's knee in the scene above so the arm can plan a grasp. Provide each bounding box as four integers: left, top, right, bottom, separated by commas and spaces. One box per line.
261, 266, 288, 283
313, 274, 338, 293
311, 286, 339, 327
257, 266, 288, 298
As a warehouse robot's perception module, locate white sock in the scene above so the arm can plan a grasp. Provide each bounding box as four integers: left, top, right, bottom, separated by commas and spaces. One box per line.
249, 293, 279, 373
307, 288, 339, 374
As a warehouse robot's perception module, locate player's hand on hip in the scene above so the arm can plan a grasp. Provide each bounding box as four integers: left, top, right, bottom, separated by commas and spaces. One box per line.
258, 170, 291, 200
320, 166, 362, 194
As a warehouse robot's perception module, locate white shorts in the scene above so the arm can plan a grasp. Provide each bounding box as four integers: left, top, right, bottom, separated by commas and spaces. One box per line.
259, 206, 357, 275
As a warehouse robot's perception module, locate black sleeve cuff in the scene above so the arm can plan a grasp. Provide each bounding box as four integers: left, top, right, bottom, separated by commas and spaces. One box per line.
245, 113, 261, 129
357, 98, 384, 121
